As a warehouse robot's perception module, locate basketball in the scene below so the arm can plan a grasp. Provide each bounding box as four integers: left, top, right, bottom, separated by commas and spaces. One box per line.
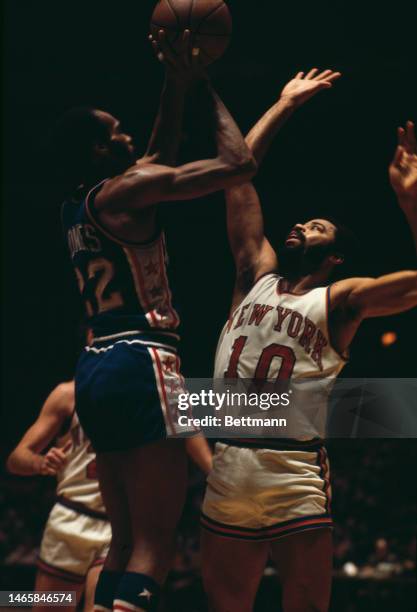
150, 0, 232, 66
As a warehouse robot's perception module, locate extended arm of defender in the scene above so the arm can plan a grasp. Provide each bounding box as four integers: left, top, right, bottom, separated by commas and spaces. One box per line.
333, 271, 417, 318
95, 83, 256, 212
6, 383, 74, 477
389, 121, 417, 253
225, 69, 342, 304
247, 68, 341, 165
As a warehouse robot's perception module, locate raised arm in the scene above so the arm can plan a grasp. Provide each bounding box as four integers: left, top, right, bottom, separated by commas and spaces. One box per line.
96, 81, 256, 212
328, 125, 417, 352
6, 383, 74, 476
226, 69, 341, 309
389, 120, 417, 253
145, 29, 196, 166
332, 271, 417, 320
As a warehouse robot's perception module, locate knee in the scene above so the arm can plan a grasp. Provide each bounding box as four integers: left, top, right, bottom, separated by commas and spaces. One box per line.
202, 566, 254, 612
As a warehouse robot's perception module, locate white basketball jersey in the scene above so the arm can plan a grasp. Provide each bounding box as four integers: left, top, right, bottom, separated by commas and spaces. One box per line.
214, 274, 347, 439
56, 413, 105, 513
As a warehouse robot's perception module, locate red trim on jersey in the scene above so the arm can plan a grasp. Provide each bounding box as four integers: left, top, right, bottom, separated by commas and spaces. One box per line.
85, 182, 162, 249
90, 557, 106, 569
174, 355, 199, 434
37, 558, 85, 583
124, 247, 159, 327
200, 513, 332, 541
151, 347, 177, 435
158, 235, 180, 328
276, 277, 319, 297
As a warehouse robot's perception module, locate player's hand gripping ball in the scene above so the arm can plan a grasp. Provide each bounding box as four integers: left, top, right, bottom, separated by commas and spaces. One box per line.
151, 0, 232, 66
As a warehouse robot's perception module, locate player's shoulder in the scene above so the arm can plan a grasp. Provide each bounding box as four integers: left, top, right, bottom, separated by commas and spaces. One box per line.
94, 157, 170, 211
47, 381, 75, 416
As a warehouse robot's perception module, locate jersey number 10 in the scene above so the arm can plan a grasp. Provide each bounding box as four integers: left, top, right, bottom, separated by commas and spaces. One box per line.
225, 335, 296, 380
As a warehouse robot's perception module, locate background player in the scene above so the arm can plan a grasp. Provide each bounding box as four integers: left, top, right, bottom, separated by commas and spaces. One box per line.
201, 69, 417, 612
7, 381, 110, 612
57, 31, 255, 612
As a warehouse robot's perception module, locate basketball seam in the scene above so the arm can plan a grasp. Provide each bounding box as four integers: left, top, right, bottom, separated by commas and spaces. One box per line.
151, 23, 230, 36
164, 0, 180, 28
195, 2, 226, 34
188, 0, 195, 28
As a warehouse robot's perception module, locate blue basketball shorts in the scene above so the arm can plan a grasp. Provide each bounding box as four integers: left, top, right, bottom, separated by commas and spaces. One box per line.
75, 331, 197, 452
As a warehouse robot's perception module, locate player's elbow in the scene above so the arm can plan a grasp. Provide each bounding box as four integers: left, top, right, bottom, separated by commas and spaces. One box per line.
229, 153, 257, 180
6, 453, 19, 475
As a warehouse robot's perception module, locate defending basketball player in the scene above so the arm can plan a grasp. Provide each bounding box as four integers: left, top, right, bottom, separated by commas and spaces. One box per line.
7, 381, 110, 612
201, 70, 417, 612
56, 29, 254, 612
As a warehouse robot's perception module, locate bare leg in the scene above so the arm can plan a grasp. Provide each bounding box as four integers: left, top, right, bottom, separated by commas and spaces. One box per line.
34, 570, 84, 612
201, 530, 269, 612
96, 451, 133, 572
83, 564, 103, 612
123, 438, 188, 584
270, 529, 333, 612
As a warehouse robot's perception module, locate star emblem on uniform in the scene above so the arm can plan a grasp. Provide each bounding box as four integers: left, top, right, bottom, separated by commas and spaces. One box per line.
145, 260, 158, 276
138, 588, 152, 601
162, 358, 175, 372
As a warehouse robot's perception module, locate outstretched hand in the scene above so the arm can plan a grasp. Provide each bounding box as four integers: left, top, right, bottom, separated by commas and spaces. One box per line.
389, 121, 417, 207
149, 29, 207, 85
280, 68, 341, 107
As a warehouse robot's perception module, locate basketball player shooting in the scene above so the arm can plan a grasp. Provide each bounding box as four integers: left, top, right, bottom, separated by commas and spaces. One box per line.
201, 70, 417, 612
57, 28, 255, 612
7, 381, 111, 612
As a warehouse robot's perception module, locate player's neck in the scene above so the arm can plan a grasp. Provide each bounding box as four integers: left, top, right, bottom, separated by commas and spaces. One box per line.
281, 269, 330, 294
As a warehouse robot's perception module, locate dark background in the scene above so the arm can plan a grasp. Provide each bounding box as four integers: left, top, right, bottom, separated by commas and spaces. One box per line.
2, 0, 417, 445
1, 2, 417, 610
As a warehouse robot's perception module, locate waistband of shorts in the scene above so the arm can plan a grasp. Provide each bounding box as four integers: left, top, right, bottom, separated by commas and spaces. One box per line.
217, 438, 325, 452
56, 495, 108, 521
87, 330, 180, 352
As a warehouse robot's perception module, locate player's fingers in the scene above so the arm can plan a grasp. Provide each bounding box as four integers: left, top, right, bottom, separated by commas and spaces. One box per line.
405, 120, 416, 152
181, 29, 191, 67
150, 38, 165, 64
398, 127, 406, 147
47, 448, 67, 464
305, 68, 319, 79
43, 464, 58, 475
314, 69, 333, 80
392, 145, 404, 166
316, 70, 341, 82
295, 71, 304, 79
44, 459, 61, 472
326, 72, 342, 83
191, 47, 201, 69
62, 440, 73, 453
157, 29, 177, 68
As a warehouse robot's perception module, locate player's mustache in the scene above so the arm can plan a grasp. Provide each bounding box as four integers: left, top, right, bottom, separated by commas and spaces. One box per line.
287, 228, 305, 243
